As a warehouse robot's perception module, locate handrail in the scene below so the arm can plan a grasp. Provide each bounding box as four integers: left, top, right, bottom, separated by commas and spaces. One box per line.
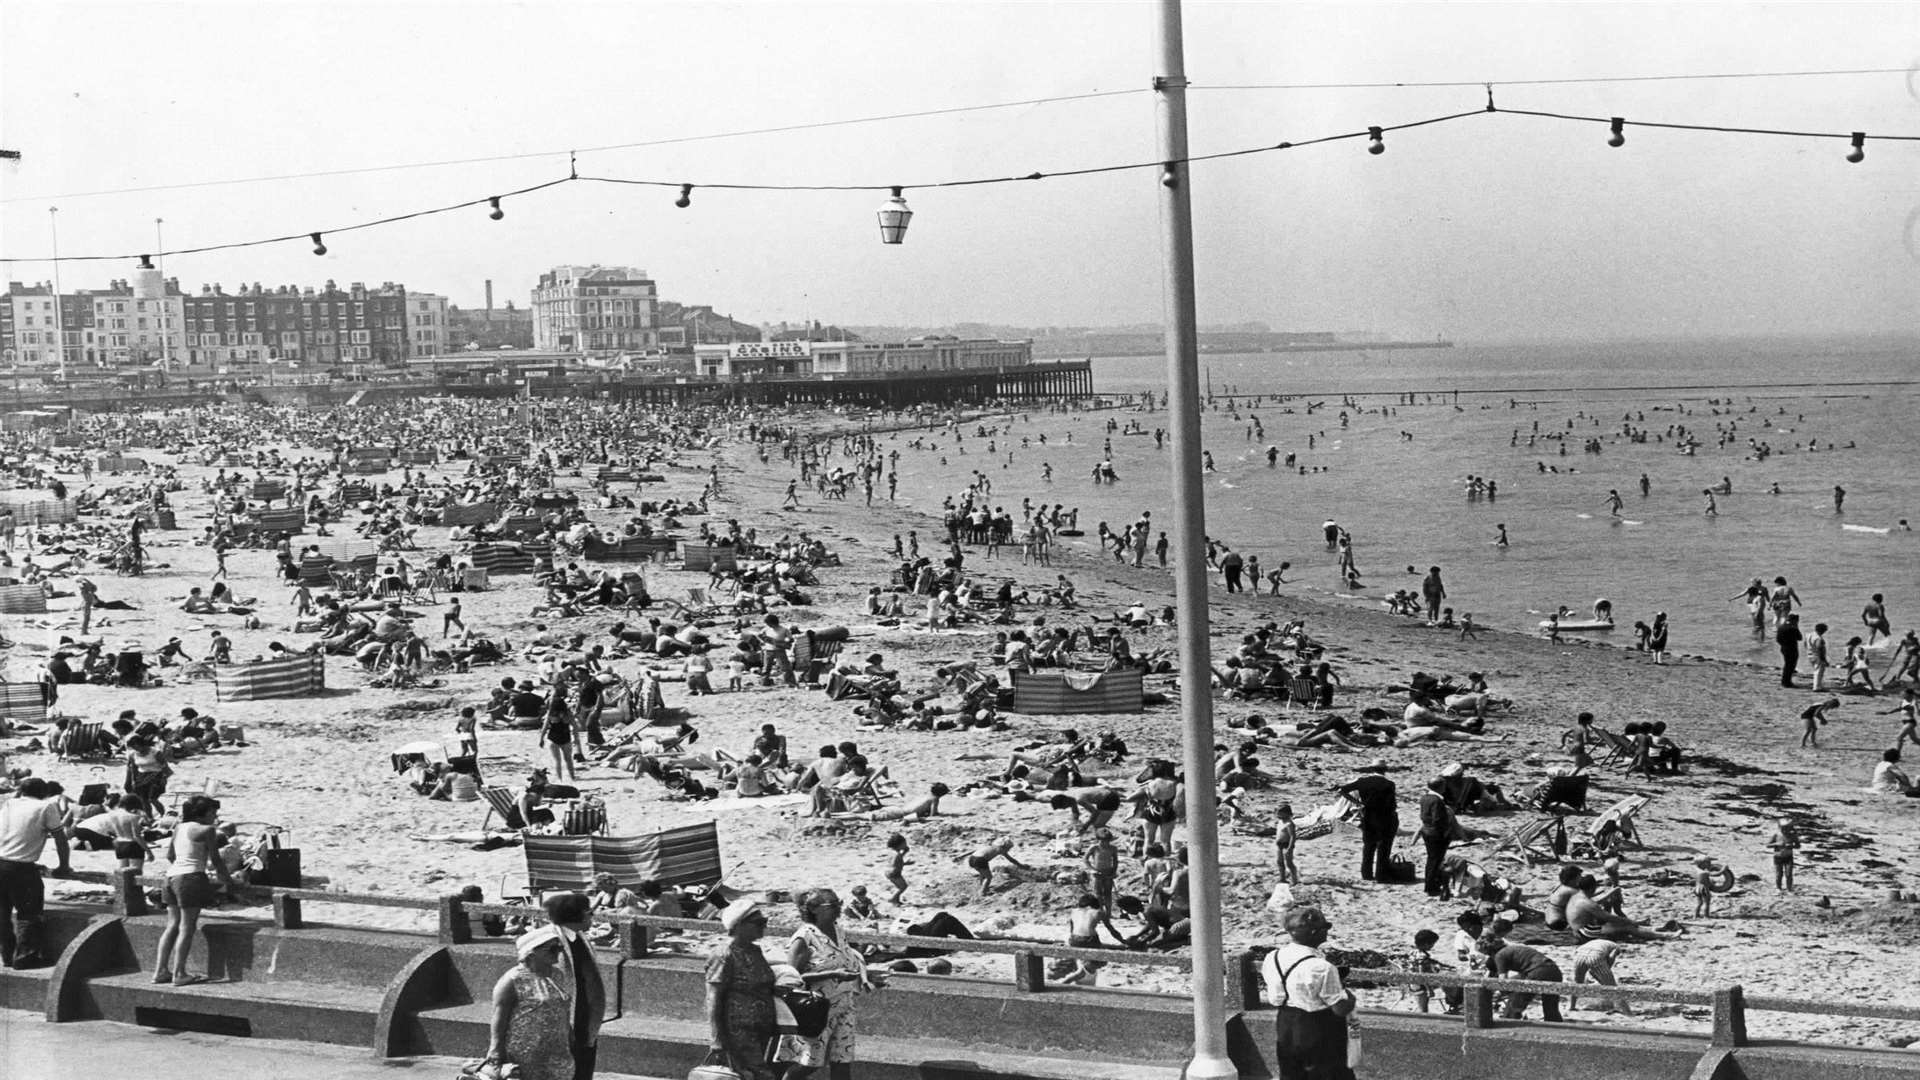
62, 870, 1920, 1036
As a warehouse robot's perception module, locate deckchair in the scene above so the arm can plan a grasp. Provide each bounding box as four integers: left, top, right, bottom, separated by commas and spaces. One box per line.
480, 786, 528, 831
1286, 674, 1317, 710
1595, 728, 1637, 769
792, 635, 844, 686
58, 721, 112, 762
1587, 794, 1652, 852
1482, 815, 1566, 866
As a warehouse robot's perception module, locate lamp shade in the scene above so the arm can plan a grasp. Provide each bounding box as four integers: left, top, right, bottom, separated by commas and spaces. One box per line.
877, 187, 913, 245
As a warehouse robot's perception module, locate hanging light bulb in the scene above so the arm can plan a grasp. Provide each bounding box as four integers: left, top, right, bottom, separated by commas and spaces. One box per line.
1608, 118, 1626, 148
876, 186, 913, 245
137, 254, 154, 270
1367, 127, 1385, 155
675, 184, 693, 209
1846, 132, 1866, 164
488, 197, 505, 221
310, 232, 327, 256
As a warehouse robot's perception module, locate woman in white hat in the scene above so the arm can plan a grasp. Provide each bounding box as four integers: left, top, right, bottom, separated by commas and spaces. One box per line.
705, 899, 778, 1079
483, 925, 574, 1080
771, 887, 876, 1080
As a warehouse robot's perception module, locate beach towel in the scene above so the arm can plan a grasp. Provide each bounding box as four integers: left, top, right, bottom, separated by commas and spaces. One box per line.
442, 502, 501, 526
681, 543, 738, 574
0, 584, 48, 615
214, 653, 326, 701
1010, 668, 1145, 714
521, 822, 722, 891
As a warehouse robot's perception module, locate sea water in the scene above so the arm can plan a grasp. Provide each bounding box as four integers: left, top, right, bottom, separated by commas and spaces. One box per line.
886, 335, 1920, 666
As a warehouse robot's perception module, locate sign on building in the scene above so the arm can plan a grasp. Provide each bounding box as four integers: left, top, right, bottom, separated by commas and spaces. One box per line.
728, 341, 811, 359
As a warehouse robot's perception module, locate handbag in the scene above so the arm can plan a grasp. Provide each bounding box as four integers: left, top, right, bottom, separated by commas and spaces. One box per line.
773, 987, 832, 1038
687, 1049, 740, 1080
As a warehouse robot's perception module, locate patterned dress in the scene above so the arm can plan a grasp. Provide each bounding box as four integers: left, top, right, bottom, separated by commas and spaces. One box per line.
502, 966, 574, 1080
771, 922, 865, 1067
706, 940, 778, 1080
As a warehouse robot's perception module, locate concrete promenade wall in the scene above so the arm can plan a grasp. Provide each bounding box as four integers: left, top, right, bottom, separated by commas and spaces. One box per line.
5, 903, 1918, 1080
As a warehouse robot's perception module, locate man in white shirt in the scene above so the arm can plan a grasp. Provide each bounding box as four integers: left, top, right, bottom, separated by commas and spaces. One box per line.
1260, 905, 1356, 1079
0, 777, 74, 968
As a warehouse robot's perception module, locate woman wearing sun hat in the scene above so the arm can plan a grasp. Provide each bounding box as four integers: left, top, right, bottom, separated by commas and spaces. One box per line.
482, 925, 574, 1080
704, 899, 779, 1079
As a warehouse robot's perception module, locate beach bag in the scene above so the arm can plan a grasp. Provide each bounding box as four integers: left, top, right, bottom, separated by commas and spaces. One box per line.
256, 827, 302, 887
773, 987, 832, 1038
1264, 883, 1295, 912
686, 1050, 740, 1080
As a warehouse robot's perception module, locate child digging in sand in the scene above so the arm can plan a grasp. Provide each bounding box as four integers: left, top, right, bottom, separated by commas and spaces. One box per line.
964, 838, 1027, 895
1693, 857, 1736, 917
885, 832, 913, 903
1801, 697, 1841, 748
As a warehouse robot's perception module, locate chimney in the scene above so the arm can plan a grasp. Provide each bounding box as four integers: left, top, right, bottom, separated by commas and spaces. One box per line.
485, 279, 494, 313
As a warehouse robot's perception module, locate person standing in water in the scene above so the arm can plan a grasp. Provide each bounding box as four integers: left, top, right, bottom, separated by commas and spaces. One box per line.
1604, 490, 1623, 518
1833, 485, 1846, 513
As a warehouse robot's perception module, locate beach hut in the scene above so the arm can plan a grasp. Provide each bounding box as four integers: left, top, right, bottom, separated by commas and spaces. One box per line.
215, 653, 326, 702
521, 821, 722, 892
1010, 668, 1146, 715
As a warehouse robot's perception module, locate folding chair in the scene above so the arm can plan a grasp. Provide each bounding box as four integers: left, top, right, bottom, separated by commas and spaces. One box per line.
794, 636, 844, 686
1482, 815, 1567, 866
1596, 728, 1637, 769
480, 786, 528, 831
1286, 674, 1318, 710
1528, 774, 1591, 813
58, 721, 111, 761
1586, 794, 1653, 853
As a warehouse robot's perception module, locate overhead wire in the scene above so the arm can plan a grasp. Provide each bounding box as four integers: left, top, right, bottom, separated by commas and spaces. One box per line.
5, 103, 1916, 264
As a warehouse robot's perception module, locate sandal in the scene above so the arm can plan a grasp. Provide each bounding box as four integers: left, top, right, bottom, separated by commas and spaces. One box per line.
173, 974, 209, 986
152, 971, 173, 984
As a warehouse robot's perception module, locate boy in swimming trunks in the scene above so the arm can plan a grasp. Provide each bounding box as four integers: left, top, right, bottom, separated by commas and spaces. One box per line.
965, 838, 1026, 896
1884, 690, 1918, 750
1765, 816, 1798, 893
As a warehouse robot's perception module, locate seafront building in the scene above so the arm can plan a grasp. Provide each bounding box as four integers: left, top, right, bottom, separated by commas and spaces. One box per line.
530, 265, 660, 355
693, 336, 1032, 379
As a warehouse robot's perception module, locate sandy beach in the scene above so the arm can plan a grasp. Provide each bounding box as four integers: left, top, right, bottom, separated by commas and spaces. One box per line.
13, 400, 1920, 1050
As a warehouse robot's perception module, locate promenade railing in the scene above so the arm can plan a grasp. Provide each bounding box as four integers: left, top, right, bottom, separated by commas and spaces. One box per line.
63, 868, 1920, 1049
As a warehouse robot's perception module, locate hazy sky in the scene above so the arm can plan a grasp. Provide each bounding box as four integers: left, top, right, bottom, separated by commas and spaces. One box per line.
2, 1, 1915, 341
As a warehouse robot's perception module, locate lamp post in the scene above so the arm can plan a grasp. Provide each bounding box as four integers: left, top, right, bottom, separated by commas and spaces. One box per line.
48, 207, 66, 380
1153, 3, 1236, 1079
156, 218, 173, 374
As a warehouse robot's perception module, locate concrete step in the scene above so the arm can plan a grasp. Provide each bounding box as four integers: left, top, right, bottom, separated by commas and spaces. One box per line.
72, 970, 385, 1046
0, 962, 57, 1012
411, 1004, 1186, 1080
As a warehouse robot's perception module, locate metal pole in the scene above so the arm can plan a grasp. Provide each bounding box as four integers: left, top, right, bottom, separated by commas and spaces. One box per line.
156, 218, 172, 374
1152, 4, 1235, 1079
49, 207, 65, 379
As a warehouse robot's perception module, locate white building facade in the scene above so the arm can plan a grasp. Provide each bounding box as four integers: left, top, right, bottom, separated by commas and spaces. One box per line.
407, 292, 448, 357
531, 265, 659, 354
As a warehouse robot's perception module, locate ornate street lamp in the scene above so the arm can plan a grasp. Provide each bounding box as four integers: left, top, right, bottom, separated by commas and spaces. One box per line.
876, 186, 912, 244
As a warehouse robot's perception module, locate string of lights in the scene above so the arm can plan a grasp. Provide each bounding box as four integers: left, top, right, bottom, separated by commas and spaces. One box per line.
6, 101, 1915, 265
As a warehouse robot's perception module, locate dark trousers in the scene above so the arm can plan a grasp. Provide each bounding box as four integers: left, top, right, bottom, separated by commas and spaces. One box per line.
1358, 815, 1396, 881
1274, 1005, 1354, 1080
1780, 646, 1799, 687
1224, 568, 1242, 592
0, 859, 47, 966
1502, 962, 1565, 1021
571, 1041, 596, 1080
1422, 832, 1452, 896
